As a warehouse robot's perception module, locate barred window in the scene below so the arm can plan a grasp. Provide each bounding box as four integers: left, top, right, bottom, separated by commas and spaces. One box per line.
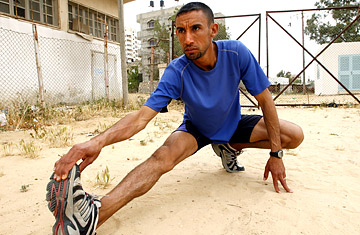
0, 0, 58, 26
68, 1, 119, 42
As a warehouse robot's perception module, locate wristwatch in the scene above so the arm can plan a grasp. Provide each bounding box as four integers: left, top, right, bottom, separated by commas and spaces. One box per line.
270, 150, 284, 159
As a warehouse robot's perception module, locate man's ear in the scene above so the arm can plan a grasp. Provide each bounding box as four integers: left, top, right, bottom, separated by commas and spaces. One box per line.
210, 23, 219, 38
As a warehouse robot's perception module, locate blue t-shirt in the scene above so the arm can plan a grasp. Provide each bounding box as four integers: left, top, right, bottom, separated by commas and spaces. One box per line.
145, 40, 270, 143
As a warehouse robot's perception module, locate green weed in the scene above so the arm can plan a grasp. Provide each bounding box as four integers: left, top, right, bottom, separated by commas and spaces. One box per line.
20, 184, 30, 192
18, 139, 40, 158
95, 166, 112, 189
1, 142, 15, 157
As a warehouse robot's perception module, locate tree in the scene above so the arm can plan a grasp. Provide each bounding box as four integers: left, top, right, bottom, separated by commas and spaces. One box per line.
277, 70, 292, 78
305, 0, 360, 44
153, 16, 231, 61
127, 66, 142, 93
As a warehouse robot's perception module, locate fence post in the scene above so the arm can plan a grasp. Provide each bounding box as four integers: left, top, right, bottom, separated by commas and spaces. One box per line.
32, 24, 45, 106
104, 20, 109, 101
118, 0, 129, 106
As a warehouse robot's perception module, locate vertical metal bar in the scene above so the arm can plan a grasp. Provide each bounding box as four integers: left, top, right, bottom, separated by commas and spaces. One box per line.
104, 17, 109, 101
172, 20, 175, 60
266, 12, 269, 78
150, 46, 154, 93
15, 0, 18, 16
91, 52, 95, 100
258, 14, 261, 64
30, 0, 33, 21
32, 24, 45, 105
118, 0, 128, 105
302, 11, 306, 95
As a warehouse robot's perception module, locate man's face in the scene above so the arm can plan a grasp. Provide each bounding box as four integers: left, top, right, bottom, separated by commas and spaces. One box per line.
175, 10, 217, 61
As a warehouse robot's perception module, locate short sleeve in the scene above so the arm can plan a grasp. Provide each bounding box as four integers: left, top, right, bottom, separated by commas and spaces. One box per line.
237, 42, 270, 96
144, 65, 182, 112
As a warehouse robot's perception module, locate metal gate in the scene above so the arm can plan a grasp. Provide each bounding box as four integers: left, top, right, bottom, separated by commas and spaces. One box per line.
91, 51, 119, 101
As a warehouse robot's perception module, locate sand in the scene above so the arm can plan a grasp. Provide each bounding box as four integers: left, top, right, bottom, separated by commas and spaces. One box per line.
0, 106, 359, 235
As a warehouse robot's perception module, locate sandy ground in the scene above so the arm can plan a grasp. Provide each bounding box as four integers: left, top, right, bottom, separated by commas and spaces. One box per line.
0, 106, 360, 235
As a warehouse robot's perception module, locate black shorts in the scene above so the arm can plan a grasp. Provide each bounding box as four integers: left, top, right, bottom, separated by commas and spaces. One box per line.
175, 114, 262, 151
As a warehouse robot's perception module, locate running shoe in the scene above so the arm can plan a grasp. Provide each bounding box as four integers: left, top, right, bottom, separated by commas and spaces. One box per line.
211, 143, 245, 172
46, 164, 101, 235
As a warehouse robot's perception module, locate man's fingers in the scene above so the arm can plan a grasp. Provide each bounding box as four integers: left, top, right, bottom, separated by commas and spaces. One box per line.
272, 177, 280, 193
279, 178, 293, 193
263, 164, 270, 180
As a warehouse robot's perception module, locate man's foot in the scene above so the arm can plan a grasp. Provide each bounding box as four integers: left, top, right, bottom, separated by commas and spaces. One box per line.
46, 164, 101, 235
211, 143, 245, 172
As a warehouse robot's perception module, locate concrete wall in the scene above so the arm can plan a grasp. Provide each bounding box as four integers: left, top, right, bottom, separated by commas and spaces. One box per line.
315, 42, 360, 95
0, 15, 123, 105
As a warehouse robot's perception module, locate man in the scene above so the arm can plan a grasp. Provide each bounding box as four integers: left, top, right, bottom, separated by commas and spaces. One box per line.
47, 2, 304, 234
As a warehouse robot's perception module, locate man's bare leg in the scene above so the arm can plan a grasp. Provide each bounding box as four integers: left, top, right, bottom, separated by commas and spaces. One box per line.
97, 131, 197, 227
231, 118, 304, 150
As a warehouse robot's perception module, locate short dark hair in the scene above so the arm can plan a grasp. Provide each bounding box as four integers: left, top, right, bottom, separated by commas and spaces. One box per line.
175, 2, 214, 24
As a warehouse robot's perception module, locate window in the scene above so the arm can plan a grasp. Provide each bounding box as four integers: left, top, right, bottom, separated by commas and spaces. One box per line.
149, 39, 156, 47
0, 0, 58, 26
338, 54, 360, 91
68, 1, 119, 42
147, 20, 155, 29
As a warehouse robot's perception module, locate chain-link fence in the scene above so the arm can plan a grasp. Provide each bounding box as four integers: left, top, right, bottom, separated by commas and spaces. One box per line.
167, 7, 360, 107
264, 6, 360, 106
0, 23, 123, 109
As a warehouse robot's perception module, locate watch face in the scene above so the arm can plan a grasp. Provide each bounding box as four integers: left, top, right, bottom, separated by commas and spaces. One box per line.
270, 150, 283, 158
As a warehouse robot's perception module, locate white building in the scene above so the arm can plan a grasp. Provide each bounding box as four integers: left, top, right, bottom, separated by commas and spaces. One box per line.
315, 42, 360, 95
125, 27, 141, 64
0, 0, 133, 105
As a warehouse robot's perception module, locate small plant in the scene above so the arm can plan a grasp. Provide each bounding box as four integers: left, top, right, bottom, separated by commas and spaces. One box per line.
95, 166, 112, 189
18, 139, 40, 158
20, 184, 30, 192
93, 123, 112, 135
2, 142, 15, 157
46, 126, 74, 148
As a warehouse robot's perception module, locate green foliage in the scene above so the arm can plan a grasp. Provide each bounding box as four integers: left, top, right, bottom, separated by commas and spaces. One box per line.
95, 166, 112, 189
277, 70, 292, 78
214, 23, 231, 40
153, 15, 231, 61
305, 0, 360, 44
20, 184, 30, 192
128, 66, 142, 92
18, 139, 40, 158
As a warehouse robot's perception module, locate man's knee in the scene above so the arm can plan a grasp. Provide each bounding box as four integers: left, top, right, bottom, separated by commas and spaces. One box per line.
286, 125, 304, 149
150, 146, 178, 174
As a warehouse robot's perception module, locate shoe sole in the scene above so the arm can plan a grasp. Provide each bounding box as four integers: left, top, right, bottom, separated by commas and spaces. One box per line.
211, 144, 245, 173
46, 165, 77, 235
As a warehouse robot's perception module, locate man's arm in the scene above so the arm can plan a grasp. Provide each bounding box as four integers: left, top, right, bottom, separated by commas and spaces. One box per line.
53, 106, 158, 181
254, 89, 292, 193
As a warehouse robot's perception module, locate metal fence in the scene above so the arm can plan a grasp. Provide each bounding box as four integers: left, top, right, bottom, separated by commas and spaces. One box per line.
0, 23, 122, 109
1, 6, 360, 110
169, 7, 360, 107
264, 6, 360, 107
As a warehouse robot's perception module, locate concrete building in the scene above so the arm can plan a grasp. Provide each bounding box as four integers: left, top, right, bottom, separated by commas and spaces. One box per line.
0, 0, 133, 104
136, 5, 225, 92
125, 27, 141, 64
314, 42, 360, 95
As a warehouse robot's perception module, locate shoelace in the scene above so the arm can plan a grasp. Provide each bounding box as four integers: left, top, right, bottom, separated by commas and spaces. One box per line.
224, 153, 238, 164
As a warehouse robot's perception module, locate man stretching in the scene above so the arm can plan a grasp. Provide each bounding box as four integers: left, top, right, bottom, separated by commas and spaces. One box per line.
46, 2, 304, 234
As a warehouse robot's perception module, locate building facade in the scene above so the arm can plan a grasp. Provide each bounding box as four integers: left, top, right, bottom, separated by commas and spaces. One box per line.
0, 0, 134, 105
136, 5, 225, 88
125, 27, 141, 64
315, 42, 360, 95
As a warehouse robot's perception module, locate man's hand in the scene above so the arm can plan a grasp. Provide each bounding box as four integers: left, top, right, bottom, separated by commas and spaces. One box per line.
263, 157, 293, 193
53, 140, 102, 181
